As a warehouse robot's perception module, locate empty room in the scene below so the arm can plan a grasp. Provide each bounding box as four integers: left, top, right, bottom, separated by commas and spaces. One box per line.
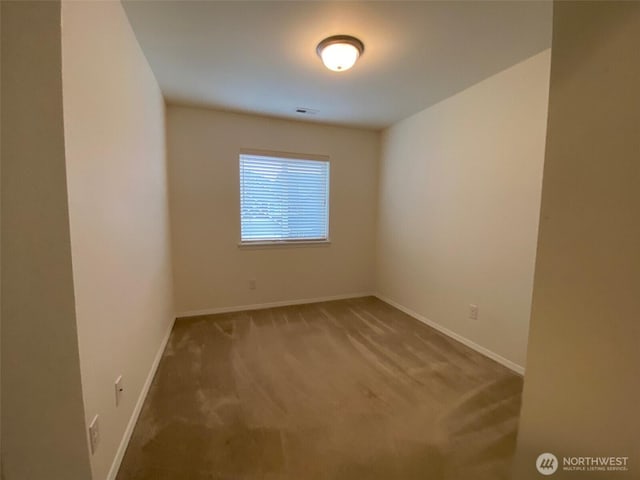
1, 1, 638, 480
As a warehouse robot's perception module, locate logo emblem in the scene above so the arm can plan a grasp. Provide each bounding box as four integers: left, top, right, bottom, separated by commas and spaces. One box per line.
536, 453, 559, 475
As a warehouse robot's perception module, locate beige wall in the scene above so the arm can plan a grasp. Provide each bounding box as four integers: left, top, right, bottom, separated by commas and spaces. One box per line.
61, 2, 174, 479
376, 50, 551, 370
1, 2, 92, 478
514, 3, 640, 478
167, 107, 379, 314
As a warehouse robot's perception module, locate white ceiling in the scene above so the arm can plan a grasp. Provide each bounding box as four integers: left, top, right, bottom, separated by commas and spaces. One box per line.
123, 1, 552, 130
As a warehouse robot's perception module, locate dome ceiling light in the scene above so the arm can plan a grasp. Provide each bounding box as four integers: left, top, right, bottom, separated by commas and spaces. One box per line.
316, 35, 364, 72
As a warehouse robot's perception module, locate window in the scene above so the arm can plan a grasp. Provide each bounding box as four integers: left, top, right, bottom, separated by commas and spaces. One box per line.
239, 152, 330, 243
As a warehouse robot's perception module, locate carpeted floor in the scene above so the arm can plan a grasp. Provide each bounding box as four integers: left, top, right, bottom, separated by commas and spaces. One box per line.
116, 296, 523, 480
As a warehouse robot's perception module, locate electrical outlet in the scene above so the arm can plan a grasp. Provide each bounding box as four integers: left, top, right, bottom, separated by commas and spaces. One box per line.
469, 304, 479, 320
89, 415, 100, 454
115, 375, 124, 407
249, 279, 256, 290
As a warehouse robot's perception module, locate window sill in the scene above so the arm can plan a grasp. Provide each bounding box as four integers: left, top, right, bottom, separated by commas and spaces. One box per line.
237, 239, 331, 249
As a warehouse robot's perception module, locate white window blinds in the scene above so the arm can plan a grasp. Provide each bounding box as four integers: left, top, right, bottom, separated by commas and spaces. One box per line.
239, 153, 330, 242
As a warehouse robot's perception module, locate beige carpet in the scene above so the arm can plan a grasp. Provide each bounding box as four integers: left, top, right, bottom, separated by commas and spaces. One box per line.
117, 296, 523, 479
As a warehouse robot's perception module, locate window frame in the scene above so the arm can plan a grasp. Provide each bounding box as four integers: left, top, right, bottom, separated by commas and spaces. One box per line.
238, 149, 331, 247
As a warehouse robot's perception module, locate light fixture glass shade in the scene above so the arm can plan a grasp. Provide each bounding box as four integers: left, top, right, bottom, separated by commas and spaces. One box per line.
320, 43, 360, 72
317, 35, 364, 72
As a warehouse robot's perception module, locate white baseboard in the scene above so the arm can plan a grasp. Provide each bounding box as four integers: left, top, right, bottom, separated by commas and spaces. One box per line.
176, 292, 374, 318
374, 293, 525, 376
106, 316, 176, 480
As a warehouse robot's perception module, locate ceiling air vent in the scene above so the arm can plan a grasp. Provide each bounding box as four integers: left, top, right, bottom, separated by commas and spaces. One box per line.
295, 107, 319, 115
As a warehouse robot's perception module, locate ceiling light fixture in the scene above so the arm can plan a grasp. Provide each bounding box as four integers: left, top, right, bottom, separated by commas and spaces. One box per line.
316, 35, 364, 72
